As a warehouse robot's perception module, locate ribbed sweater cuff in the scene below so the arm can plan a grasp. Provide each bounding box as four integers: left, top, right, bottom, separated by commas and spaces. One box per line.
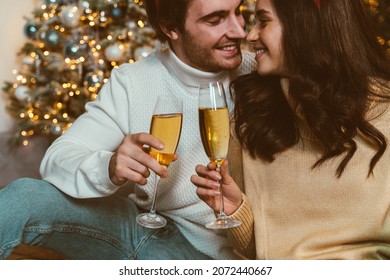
228, 194, 256, 259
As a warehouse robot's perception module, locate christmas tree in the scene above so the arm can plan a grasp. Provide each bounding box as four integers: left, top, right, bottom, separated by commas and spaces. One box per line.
1, 0, 256, 147
2, 0, 159, 146
364, 0, 390, 56
2, 0, 388, 147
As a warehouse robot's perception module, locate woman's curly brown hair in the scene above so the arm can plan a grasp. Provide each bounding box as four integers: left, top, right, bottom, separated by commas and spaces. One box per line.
232, 0, 390, 177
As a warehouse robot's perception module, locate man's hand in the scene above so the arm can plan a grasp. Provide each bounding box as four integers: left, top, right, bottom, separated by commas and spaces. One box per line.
109, 133, 168, 186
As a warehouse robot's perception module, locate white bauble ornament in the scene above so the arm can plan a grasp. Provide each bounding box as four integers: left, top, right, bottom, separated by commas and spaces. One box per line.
14, 86, 30, 100
45, 0, 63, 5
81, 0, 90, 9
134, 46, 153, 61
60, 6, 81, 28
23, 55, 35, 65
127, 20, 137, 30
52, 124, 63, 136
104, 43, 125, 61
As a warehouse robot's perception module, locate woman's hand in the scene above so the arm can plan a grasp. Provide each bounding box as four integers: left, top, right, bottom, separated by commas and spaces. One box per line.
191, 160, 243, 215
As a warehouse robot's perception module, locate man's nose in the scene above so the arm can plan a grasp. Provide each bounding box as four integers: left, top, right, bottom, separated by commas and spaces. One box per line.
226, 16, 247, 39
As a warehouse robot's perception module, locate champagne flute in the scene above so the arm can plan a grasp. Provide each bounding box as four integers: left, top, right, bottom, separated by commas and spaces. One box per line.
198, 81, 241, 229
136, 96, 183, 229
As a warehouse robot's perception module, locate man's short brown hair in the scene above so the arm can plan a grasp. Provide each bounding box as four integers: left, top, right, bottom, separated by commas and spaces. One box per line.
144, 0, 192, 42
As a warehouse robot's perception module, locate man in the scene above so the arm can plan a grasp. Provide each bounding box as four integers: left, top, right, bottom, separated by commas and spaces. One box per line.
0, 0, 255, 260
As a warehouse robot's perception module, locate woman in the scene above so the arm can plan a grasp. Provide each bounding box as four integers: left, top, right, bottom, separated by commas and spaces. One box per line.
191, 0, 390, 259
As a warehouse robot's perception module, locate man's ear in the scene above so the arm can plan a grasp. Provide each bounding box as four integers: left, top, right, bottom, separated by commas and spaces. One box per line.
160, 24, 179, 40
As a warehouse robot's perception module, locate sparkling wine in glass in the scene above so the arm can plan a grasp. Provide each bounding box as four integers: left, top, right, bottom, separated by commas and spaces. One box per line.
198, 81, 241, 229
136, 96, 183, 229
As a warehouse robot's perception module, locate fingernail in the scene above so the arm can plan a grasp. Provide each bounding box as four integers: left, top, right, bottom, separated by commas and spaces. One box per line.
157, 143, 164, 149
212, 191, 221, 196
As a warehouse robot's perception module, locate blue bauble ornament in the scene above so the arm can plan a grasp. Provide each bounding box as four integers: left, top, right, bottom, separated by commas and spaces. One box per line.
109, 3, 128, 24
23, 21, 40, 39
83, 71, 104, 87
64, 41, 88, 60
42, 29, 62, 50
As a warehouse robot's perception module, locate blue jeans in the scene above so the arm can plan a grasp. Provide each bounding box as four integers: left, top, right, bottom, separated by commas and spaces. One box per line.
0, 178, 211, 260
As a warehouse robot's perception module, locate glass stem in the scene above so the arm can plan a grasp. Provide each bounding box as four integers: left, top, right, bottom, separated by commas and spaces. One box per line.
216, 164, 227, 220
149, 173, 160, 217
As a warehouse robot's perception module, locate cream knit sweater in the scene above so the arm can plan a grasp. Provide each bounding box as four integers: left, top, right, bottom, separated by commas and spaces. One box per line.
40, 46, 256, 259
228, 78, 390, 259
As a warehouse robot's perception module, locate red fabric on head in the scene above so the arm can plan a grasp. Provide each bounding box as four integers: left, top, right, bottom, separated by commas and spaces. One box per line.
315, 0, 320, 8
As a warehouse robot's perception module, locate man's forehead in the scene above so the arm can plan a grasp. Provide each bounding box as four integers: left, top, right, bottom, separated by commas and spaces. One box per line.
187, 0, 242, 18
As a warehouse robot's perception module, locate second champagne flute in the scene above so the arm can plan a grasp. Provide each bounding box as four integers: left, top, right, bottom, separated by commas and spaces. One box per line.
136, 96, 183, 229
198, 81, 241, 229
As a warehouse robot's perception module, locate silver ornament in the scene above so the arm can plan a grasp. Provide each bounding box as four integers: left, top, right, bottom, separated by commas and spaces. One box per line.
134, 46, 153, 61
44, 0, 63, 6
14, 86, 30, 101
60, 6, 81, 28
104, 43, 125, 61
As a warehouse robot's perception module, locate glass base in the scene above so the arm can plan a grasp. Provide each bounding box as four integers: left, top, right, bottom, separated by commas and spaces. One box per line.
136, 213, 167, 229
205, 218, 241, 230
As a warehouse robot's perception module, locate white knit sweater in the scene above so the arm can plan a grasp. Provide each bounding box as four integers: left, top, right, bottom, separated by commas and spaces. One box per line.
40, 46, 256, 259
